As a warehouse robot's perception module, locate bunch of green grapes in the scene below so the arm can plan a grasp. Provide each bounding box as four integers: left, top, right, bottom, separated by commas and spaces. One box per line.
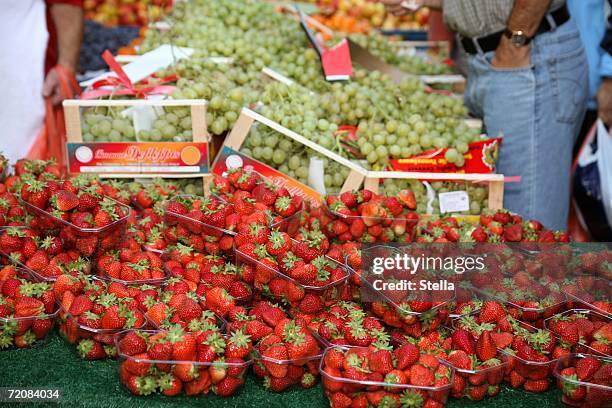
137, 106, 194, 142
241, 125, 351, 192
82, 106, 136, 142
318, 69, 479, 170
157, 58, 262, 136
140, 0, 330, 92
347, 32, 452, 76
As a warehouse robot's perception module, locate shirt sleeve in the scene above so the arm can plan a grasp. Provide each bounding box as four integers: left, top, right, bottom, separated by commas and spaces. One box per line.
45, 0, 83, 6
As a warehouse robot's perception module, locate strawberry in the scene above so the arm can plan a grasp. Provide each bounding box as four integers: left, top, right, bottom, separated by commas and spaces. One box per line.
451, 328, 475, 354
575, 356, 601, 381
475, 331, 497, 362
523, 379, 549, 392
479, 301, 505, 323
410, 364, 435, 386
53, 190, 79, 211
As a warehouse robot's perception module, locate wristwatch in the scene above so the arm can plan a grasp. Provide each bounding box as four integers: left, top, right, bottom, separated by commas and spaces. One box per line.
503, 29, 533, 47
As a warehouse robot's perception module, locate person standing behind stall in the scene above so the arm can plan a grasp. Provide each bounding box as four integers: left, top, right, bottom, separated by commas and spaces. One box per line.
382, 0, 588, 231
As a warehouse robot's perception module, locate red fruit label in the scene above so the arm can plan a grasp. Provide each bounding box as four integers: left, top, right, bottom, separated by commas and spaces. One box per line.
212, 146, 322, 203
389, 138, 502, 174
67, 142, 209, 174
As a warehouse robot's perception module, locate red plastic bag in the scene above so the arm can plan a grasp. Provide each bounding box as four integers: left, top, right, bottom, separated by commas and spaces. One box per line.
26, 64, 81, 170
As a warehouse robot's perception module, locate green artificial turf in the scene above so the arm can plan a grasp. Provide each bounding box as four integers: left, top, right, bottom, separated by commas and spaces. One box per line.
0, 332, 563, 408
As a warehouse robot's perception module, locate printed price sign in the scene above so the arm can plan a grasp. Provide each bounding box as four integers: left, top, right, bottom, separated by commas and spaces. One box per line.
67, 142, 209, 174
439, 191, 470, 214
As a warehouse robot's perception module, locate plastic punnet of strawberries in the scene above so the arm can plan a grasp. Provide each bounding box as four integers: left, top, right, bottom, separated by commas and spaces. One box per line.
225, 301, 288, 340
212, 168, 304, 233
545, 309, 612, 357
236, 229, 349, 311
253, 317, 322, 392
554, 353, 612, 407
116, 327, 252, 397
305, 301, 389, 348
161, 245, 253, 304
322, 189, 419, 244
563, 276, 612, 317
0, 265, 57, 348
56, 277, 148, 360
18, 180, 131, 256
95, 248, 167, 284
320, 341, 454, 408
444, 329, 508, 400
143, 287, 224, 334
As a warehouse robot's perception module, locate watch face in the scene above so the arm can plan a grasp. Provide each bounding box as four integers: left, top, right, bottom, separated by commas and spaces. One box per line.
511, 33, 526, 46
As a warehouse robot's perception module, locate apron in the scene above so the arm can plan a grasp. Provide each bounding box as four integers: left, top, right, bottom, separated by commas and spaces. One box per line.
0, 0, 48, 164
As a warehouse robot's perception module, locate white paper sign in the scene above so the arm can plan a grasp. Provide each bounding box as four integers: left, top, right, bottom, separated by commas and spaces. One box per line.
80, 44, 194, 88
439, 191, 470, 214
308, 157, 326, 195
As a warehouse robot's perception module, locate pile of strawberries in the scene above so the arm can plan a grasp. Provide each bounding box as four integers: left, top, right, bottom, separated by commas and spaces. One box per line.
236, 228, 349, 312
320, 189, 419, 244
95, 248, 166, 283
556, 354, 611, 406
546, 310, 611, 356
20, 180, 130, 256
254, 317, 322, 392
564, 276, 612, 316
445, 330, 506, 400
0, 265, 56, 348
213, 169, 304, 230
56, 277, 148, 360
117, 327, 252, 397
0, 159, 610, 406
321, 344, 453, 407
305, 301, 389, 348
142, 281, 223, 333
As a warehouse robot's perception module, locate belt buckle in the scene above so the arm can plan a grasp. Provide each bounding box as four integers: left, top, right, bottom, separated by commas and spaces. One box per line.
545, 13, 557, 31
461, 35, 484, 55
471, 37, 484, 54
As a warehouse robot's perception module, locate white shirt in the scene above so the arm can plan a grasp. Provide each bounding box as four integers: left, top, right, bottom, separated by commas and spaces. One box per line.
0, 0, 48, 163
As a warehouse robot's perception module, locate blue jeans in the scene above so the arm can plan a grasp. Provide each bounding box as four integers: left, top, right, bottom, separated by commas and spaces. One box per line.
464, 20, 588, 230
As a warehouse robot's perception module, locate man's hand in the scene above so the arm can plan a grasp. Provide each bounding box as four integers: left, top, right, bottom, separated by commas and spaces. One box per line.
42, 65, 77, 106
492, 37, 531, 69
597, 78, 612, 126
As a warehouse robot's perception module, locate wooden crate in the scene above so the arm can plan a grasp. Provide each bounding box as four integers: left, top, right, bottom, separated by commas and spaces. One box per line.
222, 107, 369, 194
363, 171, 505, 210
221, 108, 504, 210
63, 98, 210, 190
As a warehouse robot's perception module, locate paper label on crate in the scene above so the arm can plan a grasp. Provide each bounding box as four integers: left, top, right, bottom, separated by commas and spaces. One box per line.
389, 137, 501, 174
439, 191, 470, 214
212, 146, 322, 203
67, 142, 209, 174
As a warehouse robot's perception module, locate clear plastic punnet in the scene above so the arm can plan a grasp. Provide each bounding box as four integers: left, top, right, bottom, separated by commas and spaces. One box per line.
320, 346, 455, 406
553, 353, 612, 407
235, 248, 349, 309
0, 265, 58, 349
115, 329, 252, 397
21, 196, 131, 257
544, 309, 611, 357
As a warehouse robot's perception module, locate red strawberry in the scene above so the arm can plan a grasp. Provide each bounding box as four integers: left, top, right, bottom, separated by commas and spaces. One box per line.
476, 331, 497, 362
451, 328, 475, 354
575, 356, 602, 381
53, 190, 79, 211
